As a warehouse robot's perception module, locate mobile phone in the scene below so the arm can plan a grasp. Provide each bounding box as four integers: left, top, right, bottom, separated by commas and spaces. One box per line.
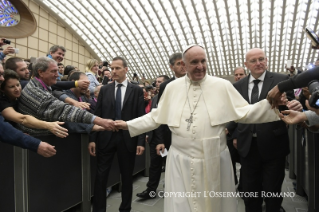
305, 27, 319, 46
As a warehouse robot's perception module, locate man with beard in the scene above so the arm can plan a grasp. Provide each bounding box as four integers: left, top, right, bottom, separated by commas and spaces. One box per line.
4, 57, 30, 87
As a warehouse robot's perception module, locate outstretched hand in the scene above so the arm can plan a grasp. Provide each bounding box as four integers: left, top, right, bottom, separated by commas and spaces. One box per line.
48, 121, 68, 138
279, 110, 307, 125
267, 85, 283, 108
73, 101, 90, 110
114, 120, 128, 130
37, 142, 56, 157
99, 118, 117, 131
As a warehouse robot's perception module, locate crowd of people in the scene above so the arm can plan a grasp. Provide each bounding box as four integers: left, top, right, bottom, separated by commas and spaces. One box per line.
1, 35, 319, 212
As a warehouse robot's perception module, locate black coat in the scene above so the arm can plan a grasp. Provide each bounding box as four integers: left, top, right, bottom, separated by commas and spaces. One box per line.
90, 81, 145, 152
231, 71, 293, 160
155, 77, 176, 147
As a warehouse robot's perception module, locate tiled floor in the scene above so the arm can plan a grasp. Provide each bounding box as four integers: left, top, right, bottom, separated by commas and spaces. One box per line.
102, 164, 308, 212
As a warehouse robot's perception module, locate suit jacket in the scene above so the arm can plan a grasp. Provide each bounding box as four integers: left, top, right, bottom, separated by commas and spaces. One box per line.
89, 98, 97, 114
146, 95, 158, 143
102, 76, 112, 85
157, 77, 175, 105
146, 95, 165, 145
232, 71, 293, 160
155, 77, 175, 147
90, 81, 145, 152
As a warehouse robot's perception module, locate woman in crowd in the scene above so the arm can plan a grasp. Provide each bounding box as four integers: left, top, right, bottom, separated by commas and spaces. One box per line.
85, 59, 100, 97
0, 69, 68, 138
61, 65, 75, 81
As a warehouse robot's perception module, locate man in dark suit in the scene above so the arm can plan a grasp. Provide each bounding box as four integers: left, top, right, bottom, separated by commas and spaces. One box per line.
136, 75, 169, 199
89, 56, 145, 212
155, 53, 186, 158
230, 48, 293, 212
226, 67, 247, 186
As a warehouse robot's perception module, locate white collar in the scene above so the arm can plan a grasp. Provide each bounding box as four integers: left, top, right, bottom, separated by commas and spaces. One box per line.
115, 78, 128, 87
185, 74, 207, 84
249, 70, 266, 83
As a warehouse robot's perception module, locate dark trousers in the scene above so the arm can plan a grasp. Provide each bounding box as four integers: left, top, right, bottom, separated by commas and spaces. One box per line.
93, 132, 136, 212
227, 138, 240, 185
146, 141, 163, 191
241, 138, 285, 212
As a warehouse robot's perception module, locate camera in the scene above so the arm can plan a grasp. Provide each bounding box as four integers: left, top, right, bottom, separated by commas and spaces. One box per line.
2, 39, 11, 45
308, 80, 319, 108
102, 61, 109, 67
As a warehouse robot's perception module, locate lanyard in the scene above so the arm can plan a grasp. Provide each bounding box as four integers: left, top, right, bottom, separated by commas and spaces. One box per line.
34, 77, 49, 91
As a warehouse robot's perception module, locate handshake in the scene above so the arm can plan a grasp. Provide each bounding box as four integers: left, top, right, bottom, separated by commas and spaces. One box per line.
94, 117, 129, 131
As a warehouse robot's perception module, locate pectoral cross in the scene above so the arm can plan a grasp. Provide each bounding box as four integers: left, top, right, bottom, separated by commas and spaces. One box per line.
185, 114, 193, 131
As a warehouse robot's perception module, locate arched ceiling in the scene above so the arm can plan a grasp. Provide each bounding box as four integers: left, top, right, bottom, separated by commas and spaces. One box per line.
35, 0, 319, 79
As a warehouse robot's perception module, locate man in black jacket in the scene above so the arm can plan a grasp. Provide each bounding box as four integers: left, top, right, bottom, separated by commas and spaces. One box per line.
89, 56, 145, 212
226, 67, 247, 186
136, 75, 169, 199
229, 48, 293, 212
155, 53, 186, 158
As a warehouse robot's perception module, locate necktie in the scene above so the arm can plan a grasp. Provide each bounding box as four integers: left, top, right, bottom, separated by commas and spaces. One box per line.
250, 80, 261, 104
251, 79, 260, 135
115, 84, 122, 120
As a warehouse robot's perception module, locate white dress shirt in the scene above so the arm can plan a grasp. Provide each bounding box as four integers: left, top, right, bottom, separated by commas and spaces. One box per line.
248, 71, 266, 103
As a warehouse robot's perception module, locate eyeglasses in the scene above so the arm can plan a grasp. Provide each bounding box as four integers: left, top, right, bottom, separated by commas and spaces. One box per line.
248, 57, 265, 64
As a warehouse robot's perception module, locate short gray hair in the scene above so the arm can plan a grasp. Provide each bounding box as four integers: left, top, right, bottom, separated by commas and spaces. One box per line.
33, 57, 57, 77
169, 53, 182, 66
49, 45, 66, 54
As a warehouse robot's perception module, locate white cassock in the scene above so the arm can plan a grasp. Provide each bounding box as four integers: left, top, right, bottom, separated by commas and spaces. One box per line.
128, 75, 280, 212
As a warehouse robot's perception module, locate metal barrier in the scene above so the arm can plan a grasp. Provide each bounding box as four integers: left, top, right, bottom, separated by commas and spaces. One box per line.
288, 125, 318, 212
0, 133, 148, 212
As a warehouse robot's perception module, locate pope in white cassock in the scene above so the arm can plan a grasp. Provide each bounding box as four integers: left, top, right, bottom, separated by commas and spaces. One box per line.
115, 44, 281, 212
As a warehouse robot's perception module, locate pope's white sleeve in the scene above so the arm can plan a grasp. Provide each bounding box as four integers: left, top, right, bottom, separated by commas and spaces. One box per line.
236, 99, 280, 124
127, 110, 161, 137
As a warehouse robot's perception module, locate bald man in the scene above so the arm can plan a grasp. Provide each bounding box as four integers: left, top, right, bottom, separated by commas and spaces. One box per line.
231, 48, 293, 212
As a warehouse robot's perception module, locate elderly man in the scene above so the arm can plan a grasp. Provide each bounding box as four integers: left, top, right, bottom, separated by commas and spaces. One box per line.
5, 57, 90, 110
115, 44, 281, 212
230, 48, 294, 212
0, 63, 56, 157
18, 57, 115, 136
